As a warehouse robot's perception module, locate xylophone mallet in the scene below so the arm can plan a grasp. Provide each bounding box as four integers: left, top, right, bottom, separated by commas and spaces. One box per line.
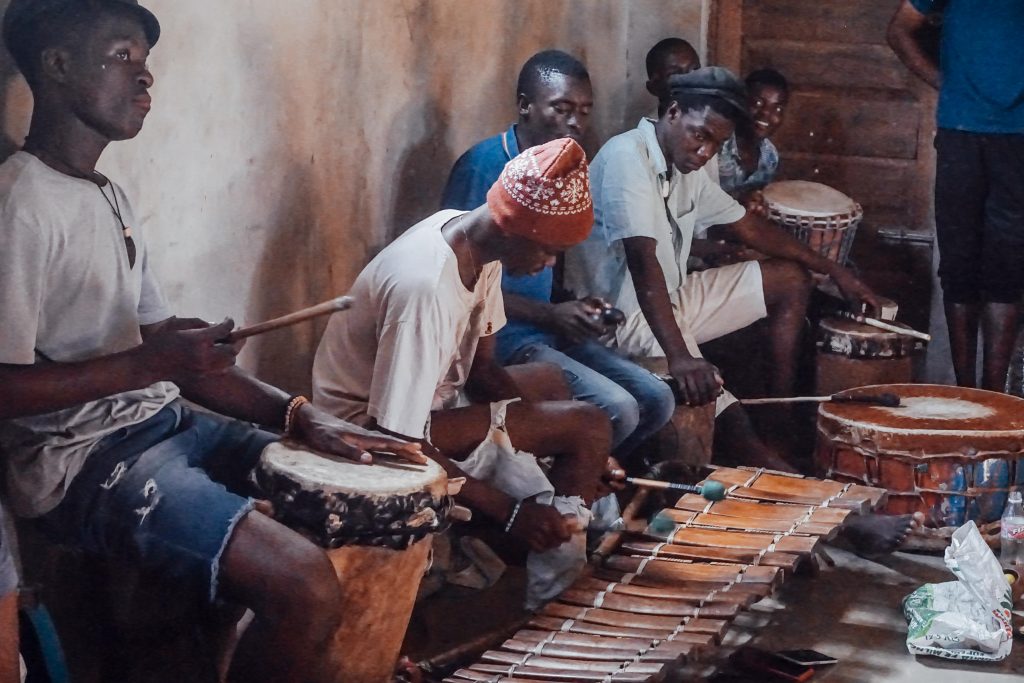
625, 477, 726, 502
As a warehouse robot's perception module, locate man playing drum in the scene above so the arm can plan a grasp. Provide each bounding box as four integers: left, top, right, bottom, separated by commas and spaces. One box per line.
313, 138, 615, 608
441, 50, 675, 471
0, 2, 423, 681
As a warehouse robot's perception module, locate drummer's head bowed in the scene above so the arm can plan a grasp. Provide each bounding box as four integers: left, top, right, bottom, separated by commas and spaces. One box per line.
486, 137, 594, 250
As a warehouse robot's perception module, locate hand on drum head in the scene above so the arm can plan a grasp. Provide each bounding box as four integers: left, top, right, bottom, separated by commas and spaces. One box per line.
667, 356, 724, 407
831, 267, 881, 314
289, 404, 428, 465
510, 500, 574, 552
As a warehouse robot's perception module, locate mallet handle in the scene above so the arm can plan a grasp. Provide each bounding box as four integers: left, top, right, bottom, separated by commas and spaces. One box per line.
625, 477, 701, 494
223, 296, 354, 343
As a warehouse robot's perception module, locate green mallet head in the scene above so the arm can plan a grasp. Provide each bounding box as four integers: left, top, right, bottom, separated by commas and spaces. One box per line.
700, 480, 726, 502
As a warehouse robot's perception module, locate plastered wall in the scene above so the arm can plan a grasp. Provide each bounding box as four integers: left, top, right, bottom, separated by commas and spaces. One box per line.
0, 0, 706, 394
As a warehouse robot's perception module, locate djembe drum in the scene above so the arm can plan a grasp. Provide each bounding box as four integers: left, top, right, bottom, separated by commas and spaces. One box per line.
815, 317, 927, 395
816, 384, 1024, 538
763, 180, 862, 265
257, 441, 451, 683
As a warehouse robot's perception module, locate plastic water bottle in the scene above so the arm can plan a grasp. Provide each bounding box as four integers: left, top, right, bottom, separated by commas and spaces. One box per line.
1000, 491, 1024, 567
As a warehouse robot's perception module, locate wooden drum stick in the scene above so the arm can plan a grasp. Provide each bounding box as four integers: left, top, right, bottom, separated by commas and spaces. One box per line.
741, 392, 901, 407
838, 310, 931, 342
223, 296, 354, 343
625, 477, 726, 501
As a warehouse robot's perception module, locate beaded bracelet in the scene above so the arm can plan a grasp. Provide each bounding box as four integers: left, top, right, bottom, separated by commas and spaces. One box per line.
284, 395, 310, 435
504, 500, 523, 533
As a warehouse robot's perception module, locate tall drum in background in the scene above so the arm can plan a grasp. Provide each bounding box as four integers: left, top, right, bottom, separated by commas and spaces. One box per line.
815, 384, 1024, 535
257, 442, 452, 683
763, 180, 862, 265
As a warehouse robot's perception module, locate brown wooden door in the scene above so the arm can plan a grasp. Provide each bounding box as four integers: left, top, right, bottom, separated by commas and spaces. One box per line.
709, 0, 938, 331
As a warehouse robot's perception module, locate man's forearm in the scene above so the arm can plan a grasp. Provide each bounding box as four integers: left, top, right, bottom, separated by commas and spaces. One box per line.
504, 293, 554, 327
724, 216, 841, 277
0, 349, 155, 420
177, 366, 290, 430
887, 2, 940, 89
623, 241, 692, 362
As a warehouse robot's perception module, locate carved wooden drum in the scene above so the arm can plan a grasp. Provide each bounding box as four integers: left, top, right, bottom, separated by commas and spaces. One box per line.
815, 384, 1024, 529
763, 180, 862, 265
815, 317, 927, 395
257, 441, 451, 683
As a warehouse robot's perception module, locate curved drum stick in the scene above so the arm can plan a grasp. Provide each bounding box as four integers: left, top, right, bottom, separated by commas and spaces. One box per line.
222, 296, 354, 343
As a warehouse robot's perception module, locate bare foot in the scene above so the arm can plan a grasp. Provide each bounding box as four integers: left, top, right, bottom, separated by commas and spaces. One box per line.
842, 512, 925, 556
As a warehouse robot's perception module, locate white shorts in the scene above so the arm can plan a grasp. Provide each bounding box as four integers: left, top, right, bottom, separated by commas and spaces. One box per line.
613, 260, 767, 415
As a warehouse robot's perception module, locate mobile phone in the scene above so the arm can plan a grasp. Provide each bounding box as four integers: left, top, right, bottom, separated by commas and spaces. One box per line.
730, 647, 815, 682
775, 649, 839, 667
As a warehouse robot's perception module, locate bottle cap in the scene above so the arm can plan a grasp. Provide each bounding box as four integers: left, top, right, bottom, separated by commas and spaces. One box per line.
1011, 491, 1022, 504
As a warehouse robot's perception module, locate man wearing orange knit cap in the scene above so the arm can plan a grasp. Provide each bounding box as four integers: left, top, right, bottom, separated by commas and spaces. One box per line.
313, 138, 615, 608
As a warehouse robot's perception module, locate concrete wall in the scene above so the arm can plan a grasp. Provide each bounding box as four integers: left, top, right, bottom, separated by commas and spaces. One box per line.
0, 0, 705, 394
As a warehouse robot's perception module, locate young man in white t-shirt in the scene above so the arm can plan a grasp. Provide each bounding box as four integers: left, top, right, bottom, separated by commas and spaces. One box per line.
314, 138, 616, 606
0, 2, 423, 680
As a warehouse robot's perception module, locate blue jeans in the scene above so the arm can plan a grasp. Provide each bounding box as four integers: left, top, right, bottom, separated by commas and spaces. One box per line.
507, 339, 675, 462
39, 402, 277, 604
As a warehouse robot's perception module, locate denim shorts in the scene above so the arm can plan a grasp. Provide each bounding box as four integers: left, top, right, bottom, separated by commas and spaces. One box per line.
39, 402, 277, 603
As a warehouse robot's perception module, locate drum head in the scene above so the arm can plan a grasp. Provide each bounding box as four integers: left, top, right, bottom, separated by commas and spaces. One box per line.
819, 384, 1024, 441
257, 441, 450, 549
763, 180, 857, 217
818, 317, 926, 359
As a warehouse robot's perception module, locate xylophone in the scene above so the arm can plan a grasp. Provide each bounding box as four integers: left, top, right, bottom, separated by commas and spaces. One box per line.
442, 466, 888, 683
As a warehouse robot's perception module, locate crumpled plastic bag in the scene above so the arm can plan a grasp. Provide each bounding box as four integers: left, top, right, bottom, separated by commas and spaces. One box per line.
903, 520, 1014, 661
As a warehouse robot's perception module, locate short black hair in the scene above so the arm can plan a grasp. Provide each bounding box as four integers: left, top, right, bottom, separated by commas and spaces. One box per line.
673, 93, 748, 127
516, 49, 590, 101
645, 37, 698, 78
745, 68, 789, 94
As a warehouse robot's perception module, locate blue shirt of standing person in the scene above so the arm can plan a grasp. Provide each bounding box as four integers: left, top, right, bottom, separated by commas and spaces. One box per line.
441, 50, 674, 462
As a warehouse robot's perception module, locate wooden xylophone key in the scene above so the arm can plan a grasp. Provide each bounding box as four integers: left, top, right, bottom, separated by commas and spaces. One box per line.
657, 505, 842, 539
604, 555, 782, 587
590, 567, 775, 602
460, 663, 655, 682
557, 586, 740, 619
646, 523, 820, 557
535, 604, 731, 641
525, 616, 716, 648
572, 576, 760, 607
620, 537, 802, 571
496, 637, 641, 663
509, 629, 709, 663
674, 494, 850, 526
703, 467, 875, 513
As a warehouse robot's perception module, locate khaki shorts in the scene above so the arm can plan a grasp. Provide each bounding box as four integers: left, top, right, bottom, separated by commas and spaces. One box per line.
613, 261, 767, 415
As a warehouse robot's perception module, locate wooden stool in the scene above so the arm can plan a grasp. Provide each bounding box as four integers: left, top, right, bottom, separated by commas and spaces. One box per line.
633, 358, 715, 468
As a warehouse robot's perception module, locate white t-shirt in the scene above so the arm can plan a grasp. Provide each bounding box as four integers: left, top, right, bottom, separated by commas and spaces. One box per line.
565, 118, 745, 320
0, 152, 179, 517
312, 210, 506, 439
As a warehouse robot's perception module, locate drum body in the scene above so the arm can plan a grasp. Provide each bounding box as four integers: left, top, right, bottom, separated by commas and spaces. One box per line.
815, 317, 925, 395
815, 384, 1024, 528
257, 442, 450, 683
763, 180, 862, 265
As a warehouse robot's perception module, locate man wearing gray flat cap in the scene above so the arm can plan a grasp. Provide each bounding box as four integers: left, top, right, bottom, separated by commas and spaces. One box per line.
566, 66, 879, 471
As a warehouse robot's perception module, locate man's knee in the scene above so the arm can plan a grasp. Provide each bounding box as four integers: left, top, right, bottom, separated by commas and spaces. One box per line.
760, 259, 812, 306
564, 402, 613, 460
636, 376, 676, 429
506, 361, 572, 401
601, 388, 642, 445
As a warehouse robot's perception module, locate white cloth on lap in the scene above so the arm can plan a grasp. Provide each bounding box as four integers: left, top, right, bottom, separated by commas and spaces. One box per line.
457, 399, 591, 609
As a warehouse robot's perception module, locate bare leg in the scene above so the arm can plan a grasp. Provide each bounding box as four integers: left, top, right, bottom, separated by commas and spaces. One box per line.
758, 260, 813, 397
712, 404, 798, 473
0, 592, 17, 683
981, 302, 1021, 392
431, 400, 611, 502
945, 301, 981, 388
222, 512, 343, 683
